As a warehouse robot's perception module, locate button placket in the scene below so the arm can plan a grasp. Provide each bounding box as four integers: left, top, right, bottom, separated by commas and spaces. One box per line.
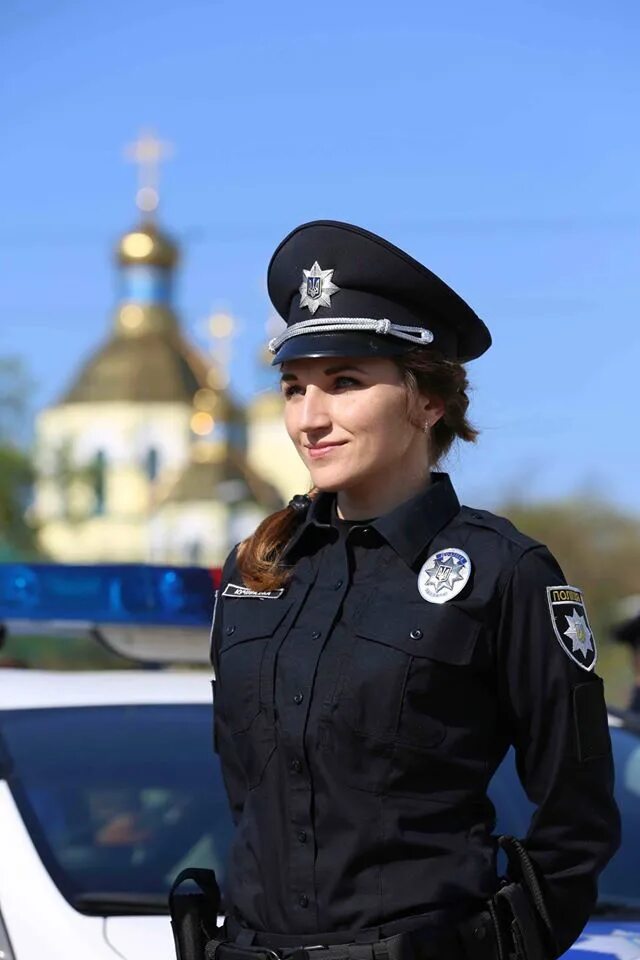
286, 545, 348, 931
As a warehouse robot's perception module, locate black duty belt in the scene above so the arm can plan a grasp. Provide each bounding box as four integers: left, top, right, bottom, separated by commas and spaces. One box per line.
204, 909, 498, 960
170, 837, 554, 960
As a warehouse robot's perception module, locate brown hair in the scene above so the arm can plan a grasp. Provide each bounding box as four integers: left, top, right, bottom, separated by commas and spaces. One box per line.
236, 349, 477, 591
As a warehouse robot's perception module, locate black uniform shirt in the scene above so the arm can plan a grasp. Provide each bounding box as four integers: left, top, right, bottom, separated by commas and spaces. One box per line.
211, 473, 620, 952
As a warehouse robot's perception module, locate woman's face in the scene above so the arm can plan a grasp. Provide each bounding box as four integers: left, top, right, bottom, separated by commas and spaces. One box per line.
280, 355, 436, 494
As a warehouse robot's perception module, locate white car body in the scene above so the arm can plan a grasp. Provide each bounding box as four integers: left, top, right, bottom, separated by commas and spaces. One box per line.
1, 667, 636, 960
0, 669, 212, 960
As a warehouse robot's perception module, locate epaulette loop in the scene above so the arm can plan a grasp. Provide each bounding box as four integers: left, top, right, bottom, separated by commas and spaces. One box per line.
288, 494, 312, 515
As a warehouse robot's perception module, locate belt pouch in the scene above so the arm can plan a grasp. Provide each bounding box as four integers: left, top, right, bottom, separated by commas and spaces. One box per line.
170, 867, 221, 960
493, 884, 548, 960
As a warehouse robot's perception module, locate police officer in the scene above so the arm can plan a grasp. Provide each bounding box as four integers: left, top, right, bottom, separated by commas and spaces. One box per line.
207, 222, 620, 960
611, 600, 640, 713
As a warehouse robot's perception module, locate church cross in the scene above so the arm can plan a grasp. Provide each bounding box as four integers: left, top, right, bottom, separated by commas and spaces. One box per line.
124, 129, 173, 214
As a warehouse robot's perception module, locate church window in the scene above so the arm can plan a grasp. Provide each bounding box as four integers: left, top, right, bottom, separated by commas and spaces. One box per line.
186, 541, 202, 564
146, 447, 159, 481
94, 450, 106, 515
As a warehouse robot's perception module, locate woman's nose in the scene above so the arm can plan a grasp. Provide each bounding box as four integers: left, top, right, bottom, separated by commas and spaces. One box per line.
299, 386, 331, 433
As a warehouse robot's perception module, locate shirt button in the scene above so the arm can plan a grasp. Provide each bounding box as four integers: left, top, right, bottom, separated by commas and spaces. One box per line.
297, 830, 307, 843
410, 628, 423, 640
334, 579, 343, 590
293, 692, 304, 704
311, 630, 321, 640
225, 625, 236, 636
298, 894, 309, 908
290, 758, 302, 773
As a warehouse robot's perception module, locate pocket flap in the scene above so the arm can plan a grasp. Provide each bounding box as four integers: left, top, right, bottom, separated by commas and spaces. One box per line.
354, 602, 481, 665
220, 597, 293, 649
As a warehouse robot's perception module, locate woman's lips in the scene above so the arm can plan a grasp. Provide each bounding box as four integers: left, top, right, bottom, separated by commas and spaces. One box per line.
306, 442, 347, 460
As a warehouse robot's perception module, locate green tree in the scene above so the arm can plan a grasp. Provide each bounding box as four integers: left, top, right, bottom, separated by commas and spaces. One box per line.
0, 356, 40, 559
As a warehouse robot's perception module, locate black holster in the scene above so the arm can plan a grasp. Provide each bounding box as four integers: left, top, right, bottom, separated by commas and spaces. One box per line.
488, 836, 557, 960
170, 868, 221, 960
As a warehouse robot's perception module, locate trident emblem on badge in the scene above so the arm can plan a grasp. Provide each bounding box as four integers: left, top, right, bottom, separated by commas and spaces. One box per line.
299, 261, 339, 314
307, 276, 322, 300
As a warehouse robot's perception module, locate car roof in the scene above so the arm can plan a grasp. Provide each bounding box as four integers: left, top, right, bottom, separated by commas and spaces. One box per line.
0, 669, 212, 709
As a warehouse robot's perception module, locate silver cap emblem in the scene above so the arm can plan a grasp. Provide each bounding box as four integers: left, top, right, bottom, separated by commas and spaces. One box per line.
417, 548, 471, 604
299, 261, 339, 315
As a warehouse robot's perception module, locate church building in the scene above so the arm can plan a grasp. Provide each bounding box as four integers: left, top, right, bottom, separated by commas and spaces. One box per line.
32, 134, 310, 566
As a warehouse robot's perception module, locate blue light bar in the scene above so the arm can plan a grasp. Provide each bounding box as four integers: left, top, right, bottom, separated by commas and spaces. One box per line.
0, 563, 219, 627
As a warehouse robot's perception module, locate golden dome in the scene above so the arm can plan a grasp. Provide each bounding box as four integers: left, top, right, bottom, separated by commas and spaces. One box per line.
116, 220, 179, 269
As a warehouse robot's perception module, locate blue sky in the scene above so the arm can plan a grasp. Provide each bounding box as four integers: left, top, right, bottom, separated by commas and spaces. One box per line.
1, 0, 639, 510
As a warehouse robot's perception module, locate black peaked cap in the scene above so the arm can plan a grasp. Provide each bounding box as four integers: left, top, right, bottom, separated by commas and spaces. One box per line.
267, 220, 491, 364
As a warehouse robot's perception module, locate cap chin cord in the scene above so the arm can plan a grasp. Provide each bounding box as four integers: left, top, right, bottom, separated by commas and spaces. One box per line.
268, 317, 434, 355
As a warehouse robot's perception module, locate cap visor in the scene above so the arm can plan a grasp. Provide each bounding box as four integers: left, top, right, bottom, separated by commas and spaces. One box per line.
270, 331, 412, 365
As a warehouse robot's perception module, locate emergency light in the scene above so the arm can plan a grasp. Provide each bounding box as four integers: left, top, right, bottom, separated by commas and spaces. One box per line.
0, 563, 222, 664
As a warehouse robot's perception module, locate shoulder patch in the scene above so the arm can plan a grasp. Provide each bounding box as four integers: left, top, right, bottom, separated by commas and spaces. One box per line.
546, 585, 597, 672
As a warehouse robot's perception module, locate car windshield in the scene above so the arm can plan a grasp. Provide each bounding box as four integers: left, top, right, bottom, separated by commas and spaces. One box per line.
3, 703, 638, 918
1, 703, 234, 914
489, 722, 640, 912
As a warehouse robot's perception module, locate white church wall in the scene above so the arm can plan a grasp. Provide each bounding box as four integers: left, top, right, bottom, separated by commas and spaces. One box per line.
148, 501, 228, 567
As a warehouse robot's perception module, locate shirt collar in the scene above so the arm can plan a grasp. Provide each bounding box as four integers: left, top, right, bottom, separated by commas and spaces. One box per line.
283, 472, 460, 568
372, 471, 460, 567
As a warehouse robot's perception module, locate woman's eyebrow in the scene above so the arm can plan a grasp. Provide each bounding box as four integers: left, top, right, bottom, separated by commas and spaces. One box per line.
323, 363, 368, 375
280, 364, 367, 383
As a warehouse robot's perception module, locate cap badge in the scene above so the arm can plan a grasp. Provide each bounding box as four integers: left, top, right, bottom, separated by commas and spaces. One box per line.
417, 548, 471, 604
299, 261, 340, 315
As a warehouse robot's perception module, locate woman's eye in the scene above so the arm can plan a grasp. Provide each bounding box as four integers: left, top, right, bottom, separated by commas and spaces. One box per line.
282, 384, 303, 399
281, 377, 360, 398
334, 376, 360, 390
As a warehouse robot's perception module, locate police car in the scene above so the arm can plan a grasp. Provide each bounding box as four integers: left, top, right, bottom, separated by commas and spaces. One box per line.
0, 562, 232, 960
0, 564, 638, 960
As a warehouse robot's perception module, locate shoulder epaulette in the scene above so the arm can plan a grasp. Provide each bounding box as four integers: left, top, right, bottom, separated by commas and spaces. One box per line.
458, 506, 543, 552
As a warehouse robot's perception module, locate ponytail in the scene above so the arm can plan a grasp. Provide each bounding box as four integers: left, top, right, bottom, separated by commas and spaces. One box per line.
236, 491, 317, 592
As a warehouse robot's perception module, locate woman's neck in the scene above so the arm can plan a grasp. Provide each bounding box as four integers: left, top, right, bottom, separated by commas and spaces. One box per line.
336, 466, 432, 520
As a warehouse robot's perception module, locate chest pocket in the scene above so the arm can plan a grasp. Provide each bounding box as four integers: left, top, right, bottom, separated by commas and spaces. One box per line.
334, 602, 482, 749
217, 598, 293, 735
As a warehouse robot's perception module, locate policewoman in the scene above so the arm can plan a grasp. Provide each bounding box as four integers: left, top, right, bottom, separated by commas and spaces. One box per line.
208, 222, 620, 960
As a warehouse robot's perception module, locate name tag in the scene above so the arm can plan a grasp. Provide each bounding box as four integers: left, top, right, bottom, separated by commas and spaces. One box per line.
222, 583, 285, 600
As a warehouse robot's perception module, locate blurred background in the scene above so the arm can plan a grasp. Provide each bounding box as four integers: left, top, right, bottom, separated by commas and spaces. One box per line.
1, 0, 639, 699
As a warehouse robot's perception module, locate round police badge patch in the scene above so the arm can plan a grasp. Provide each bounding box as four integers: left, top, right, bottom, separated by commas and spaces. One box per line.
546, 585, 597, 672
417, 548, 471, 604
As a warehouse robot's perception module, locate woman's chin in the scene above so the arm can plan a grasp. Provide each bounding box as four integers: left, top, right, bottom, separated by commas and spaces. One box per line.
308, 464, 363, 492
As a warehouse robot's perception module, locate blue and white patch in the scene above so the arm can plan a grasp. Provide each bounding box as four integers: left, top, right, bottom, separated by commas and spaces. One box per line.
222, 583, 285, 600
417, 548, 471, 604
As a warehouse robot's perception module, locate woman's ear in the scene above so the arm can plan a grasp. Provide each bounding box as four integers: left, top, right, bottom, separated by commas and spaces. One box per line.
422, 395, 445, 429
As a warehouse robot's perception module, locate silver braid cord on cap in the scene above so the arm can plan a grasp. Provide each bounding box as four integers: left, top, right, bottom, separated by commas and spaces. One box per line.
268, 317, 434, 354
